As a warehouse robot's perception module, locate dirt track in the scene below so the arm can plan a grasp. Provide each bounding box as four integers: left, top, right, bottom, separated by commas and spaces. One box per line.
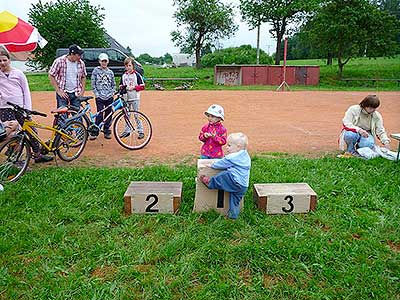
31, 90, 400, 166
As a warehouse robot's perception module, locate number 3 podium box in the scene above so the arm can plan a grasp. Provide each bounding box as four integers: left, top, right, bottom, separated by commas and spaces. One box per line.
253, 183, 317, 214
193, 159, 243, 215
124, 181, 183, 215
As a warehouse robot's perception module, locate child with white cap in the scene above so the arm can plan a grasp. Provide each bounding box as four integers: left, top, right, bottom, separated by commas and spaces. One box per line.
198, 104, 227, 159
90, 52, 115, 139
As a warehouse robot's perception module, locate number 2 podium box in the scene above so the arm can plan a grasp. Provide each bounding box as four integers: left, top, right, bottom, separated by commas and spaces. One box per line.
124, 181, 183, 215
193, 159, 243, 215
253, 183, 317, 214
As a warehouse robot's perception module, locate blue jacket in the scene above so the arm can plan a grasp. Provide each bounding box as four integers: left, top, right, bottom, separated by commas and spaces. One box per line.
212, 150, 251, 187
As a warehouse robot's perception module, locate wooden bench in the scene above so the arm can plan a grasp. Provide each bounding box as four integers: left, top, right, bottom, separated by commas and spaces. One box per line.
145, 77, 198, 90
124, 181, 183, 215
342, 78, 400, 86
253, 183, 317, 214
145, 77, 198, 82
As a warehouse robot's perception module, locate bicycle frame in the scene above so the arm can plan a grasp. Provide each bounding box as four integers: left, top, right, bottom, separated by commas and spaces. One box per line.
22, 119, 80, 152
73, 95, 127, 131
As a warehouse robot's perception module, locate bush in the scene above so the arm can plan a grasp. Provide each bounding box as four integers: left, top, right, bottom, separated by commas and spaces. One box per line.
201, 45, 273, 67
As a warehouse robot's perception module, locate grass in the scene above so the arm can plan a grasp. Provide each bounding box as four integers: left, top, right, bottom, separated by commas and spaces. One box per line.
1, 155, 399, 299
26, 55, 400, 91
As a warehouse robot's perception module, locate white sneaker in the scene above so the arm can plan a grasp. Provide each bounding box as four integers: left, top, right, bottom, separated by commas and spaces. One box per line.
0, 184, 4, 192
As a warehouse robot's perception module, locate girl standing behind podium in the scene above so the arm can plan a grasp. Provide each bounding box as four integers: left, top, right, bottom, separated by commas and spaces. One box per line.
198, 104, 227, 159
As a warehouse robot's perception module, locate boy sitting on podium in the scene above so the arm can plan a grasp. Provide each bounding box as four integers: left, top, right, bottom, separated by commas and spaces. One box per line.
200, 132, 251, 219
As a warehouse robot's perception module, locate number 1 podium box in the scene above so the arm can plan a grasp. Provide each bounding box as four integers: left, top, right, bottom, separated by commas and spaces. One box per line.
193, 159, 243, 215
253, 183, 317, 214
124, 181, 183, 215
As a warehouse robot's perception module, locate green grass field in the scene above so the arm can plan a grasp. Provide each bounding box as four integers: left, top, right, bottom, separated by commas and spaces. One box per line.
26, 55, 400, 91
1, 155, 399, 299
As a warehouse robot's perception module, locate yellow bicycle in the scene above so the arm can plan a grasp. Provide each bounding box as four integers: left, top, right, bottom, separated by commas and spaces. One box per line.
0, 102, 88, 183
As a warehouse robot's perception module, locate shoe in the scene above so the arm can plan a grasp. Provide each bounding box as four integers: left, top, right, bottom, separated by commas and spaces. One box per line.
138, 132, 145, 139
119, 131, 131, 138
199, 175, 210, 186
34, 154, 53, 163
89, 135, 97, 140
104, 133, 112, 139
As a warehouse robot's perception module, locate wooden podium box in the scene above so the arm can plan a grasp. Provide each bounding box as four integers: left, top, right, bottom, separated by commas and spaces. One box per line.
253, 183, 317, 214
193, 159, 243, 215
124, 181, 183, 215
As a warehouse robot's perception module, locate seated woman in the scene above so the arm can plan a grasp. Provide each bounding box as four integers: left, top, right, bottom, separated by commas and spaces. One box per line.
339, 95, 391, 156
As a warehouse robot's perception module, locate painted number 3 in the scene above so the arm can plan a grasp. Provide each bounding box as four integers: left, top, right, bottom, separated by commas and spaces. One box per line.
282, 195, 294, 213
145, 194, 159, 212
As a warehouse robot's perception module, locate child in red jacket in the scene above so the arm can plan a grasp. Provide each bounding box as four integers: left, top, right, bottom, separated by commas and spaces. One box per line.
198, 104, 227, 158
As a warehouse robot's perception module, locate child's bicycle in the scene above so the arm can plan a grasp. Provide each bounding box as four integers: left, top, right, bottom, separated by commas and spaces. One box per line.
0, 102, 88, 183
68, 87, 152, 150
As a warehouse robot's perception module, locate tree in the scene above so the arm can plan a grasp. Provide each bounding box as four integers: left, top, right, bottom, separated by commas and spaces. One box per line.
136, 53, 153, 64
240, 0, 320, 65
171, 0, 238, 68
163, 53, 173, 64
304, 0, 400, 77
201, 45, 273, 67
28, 0, 108, 69
239, 0, 264, 64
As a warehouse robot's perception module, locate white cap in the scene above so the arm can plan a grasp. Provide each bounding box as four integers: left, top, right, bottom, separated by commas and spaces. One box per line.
205, 104, 224, 120
98, 53, 109, 61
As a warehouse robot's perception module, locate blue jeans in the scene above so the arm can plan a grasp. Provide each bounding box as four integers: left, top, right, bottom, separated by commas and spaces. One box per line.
56, 92, 80, 109
344, 130, 375, 153
95, 97, 113, 134
208, 171, 247, 219
56, 92, 81, 124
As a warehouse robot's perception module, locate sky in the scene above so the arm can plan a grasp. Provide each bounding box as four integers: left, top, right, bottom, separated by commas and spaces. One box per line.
1, 0, 276, 57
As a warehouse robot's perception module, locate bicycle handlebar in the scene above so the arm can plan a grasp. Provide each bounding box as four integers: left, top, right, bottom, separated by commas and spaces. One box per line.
6, 101, 47, 117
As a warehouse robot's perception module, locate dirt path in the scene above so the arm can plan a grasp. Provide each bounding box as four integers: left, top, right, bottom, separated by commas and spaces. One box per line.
31, 90, 400, 166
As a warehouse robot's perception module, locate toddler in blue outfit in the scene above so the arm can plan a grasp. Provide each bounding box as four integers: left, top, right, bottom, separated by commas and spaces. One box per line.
200, 132, 251, 219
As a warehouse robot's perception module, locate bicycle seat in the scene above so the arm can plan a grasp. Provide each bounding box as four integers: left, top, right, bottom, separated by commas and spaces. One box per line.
77, 96, 93, 102
51, 107, 69, 114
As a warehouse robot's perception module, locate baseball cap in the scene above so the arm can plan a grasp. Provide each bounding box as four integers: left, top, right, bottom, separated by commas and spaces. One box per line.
69, 44, 84, 55
98, 53, 109, 61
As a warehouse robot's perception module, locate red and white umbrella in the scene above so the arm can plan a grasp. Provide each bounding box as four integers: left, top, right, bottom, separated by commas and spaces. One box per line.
0, 10, 47, 60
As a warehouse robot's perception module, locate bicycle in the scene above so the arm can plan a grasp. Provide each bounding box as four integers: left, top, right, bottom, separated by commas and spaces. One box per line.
68, 88, 152, 150
0, 102, 88, 183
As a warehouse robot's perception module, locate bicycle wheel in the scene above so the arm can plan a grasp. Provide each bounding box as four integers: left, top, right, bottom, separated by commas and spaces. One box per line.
113, 110, 152, 150
56, 121, 88, 161
0, 135, 31, 183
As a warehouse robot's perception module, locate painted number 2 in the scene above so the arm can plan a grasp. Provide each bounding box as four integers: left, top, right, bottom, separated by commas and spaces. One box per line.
282, 195, 294, 213
145, 194, 159, 213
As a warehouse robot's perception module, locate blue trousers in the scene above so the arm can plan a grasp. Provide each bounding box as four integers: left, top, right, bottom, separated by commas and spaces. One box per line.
208, 171, 247, 219
343, 131, 375, 153
56, 92, 82, 124
95, 97, 113, 134
56, 92, 81, 109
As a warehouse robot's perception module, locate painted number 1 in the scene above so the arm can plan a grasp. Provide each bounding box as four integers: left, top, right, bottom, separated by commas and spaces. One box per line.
145, 194, 159, 212
282, 195, 294, 213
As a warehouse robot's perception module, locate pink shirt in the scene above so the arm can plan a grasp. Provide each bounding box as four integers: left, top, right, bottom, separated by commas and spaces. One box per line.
199, 122, 227, 158
0, 68, 32, 110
